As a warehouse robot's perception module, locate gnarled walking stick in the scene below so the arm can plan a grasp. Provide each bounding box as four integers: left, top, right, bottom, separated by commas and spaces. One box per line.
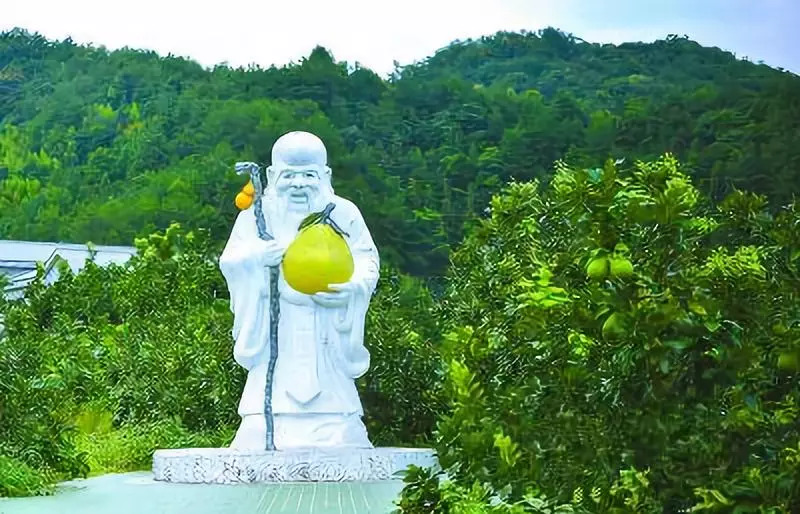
235, 161, 279, 451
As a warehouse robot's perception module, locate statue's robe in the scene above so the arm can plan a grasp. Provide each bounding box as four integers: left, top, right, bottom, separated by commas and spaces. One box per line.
219, 193, 379, 448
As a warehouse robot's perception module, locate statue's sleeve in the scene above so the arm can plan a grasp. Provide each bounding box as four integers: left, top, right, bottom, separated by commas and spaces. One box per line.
343, 202, 380, 294
219, 208, 270, 371
331, 200, 380, 378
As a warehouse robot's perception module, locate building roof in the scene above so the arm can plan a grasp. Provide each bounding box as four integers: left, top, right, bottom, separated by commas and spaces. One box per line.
0, 240, 137, 300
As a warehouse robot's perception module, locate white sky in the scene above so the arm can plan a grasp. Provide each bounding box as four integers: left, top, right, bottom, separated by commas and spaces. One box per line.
3, 0, 798, 75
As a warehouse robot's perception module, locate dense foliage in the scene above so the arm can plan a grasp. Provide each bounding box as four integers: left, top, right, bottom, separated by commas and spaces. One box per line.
1, 28, 799, 277
398, 155, 800, 512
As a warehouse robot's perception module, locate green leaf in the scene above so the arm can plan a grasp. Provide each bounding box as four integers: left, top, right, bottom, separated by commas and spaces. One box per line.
613, 242, 630, 255
664, 339, 694, 351
687, 300, 707, 316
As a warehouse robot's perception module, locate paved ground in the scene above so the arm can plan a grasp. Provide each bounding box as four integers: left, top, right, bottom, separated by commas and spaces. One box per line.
0, 472, 405, 513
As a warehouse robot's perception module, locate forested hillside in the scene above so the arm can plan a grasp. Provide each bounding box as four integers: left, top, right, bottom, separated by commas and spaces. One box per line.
1, 27, 798, 277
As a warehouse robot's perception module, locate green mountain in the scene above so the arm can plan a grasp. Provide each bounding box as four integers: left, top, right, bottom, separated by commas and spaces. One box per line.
1, 27, 798, 277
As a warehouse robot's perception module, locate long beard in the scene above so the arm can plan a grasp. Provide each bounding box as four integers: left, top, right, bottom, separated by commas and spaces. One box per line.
263, 187, 333, 243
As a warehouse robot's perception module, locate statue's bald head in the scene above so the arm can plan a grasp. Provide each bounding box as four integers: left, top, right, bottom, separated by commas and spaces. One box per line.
266, 131, 334, 210
271, 131, 327, 169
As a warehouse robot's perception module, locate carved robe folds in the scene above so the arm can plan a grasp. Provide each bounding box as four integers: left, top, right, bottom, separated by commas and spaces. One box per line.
219, 196, 379, 449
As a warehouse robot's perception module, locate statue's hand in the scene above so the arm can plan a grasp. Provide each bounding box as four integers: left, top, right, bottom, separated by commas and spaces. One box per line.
256, 240, 287, 267
312, 282, 354, 307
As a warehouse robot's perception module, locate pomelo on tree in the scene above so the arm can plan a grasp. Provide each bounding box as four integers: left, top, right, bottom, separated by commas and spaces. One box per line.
777, 351, 800, 372
602, 312, 628, 340
586, 257, 609, 280
609, 257, 634, 279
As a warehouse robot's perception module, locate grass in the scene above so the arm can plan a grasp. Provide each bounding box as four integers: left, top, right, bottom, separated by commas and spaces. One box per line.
0, 455, 54, 497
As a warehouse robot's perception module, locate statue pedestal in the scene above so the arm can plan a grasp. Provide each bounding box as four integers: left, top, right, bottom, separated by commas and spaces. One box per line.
152, 447, 438, 484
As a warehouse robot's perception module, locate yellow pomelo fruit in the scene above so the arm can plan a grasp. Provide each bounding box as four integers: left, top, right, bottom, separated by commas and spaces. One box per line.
586, 257, 609, 280
282, 224, 354, 294
609, 258, 634, 279
242, 181, 255, 196
235, 192, 253, 210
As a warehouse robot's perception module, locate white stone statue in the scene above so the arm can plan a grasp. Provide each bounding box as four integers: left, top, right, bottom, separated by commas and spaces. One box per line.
218, 131, 380, 451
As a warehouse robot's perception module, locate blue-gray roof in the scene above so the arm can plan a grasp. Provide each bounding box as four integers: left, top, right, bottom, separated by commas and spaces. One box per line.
1, 240, 137, 300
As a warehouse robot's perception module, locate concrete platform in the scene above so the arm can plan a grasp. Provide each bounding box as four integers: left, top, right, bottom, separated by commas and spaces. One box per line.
152, 447, 438, 484
0, 472, 407, 514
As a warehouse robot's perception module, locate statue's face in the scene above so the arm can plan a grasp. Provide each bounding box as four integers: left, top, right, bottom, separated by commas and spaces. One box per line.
275, 166, 322, 211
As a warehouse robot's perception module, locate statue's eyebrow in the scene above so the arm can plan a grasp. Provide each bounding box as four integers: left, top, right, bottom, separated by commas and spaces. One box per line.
279, 168, 319, 179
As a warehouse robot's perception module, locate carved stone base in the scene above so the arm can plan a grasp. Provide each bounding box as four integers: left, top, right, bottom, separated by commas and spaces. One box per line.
152, 447, 438, 483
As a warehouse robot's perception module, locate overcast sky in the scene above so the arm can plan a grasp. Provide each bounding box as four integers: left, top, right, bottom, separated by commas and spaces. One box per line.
3, 0, 798, 76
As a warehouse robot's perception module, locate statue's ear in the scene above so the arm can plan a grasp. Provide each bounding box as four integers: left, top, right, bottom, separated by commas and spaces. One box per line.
324, 166, 332, 177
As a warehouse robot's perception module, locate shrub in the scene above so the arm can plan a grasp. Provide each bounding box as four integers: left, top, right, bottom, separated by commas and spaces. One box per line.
361, 266, 444, 446
399, 155, 800, 512
75, 418, 232, 475
0, 223, 441, 495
